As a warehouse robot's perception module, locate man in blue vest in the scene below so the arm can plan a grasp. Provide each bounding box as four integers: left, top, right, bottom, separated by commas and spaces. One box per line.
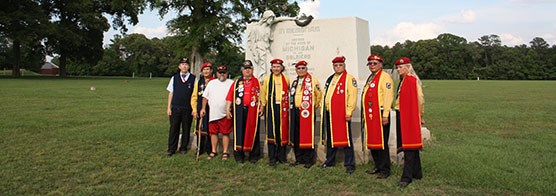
166, 58, 196, 156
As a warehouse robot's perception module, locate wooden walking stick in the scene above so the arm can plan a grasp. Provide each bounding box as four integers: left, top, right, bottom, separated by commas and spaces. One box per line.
196, 115, 203, 161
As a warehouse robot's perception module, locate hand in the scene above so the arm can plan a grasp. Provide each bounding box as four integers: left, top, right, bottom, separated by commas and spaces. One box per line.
200, 109, 206, 117
258, 107, 264, 117
226, 110, 233, 119
166, 108, 171, 117
421, 118, 426, 125
192, 111, 198, 119
345, 114, 352, 121
382, 117, 389, 125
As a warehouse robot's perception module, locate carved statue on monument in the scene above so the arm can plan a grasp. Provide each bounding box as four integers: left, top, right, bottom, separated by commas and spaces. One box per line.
247, 10, 313, 79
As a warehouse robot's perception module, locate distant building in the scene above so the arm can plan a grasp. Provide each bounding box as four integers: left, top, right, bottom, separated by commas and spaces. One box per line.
40, 62, 59, 76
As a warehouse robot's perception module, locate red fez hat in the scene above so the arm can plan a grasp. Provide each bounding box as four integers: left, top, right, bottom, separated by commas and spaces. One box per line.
367, 54, 383, 62
395, 57, 411, 66
217, 65, 227, 73
270, 58, 284, 65
332, 56, 346, 63
295, 60, 308, 67
201, 62, 212, 69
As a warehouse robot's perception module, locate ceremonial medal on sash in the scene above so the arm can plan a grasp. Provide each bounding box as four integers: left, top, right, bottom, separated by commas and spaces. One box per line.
370, 82, 376, 88
301, 101, 310, 109
250, 97, 256, 107
301, 110, 310, 118
236, 83, 245, 105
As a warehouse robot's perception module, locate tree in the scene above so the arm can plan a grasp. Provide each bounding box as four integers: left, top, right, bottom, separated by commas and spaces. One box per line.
530, 37, 549, 51
0, 0, 49, 76
149, 0, 299, 75
478, 34, 502, 67
42, 0, 147, 77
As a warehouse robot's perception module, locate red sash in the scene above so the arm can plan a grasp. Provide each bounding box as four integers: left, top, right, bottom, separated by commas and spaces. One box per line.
265, 74, 289, 145
299, 74, 314, 149
330, 72, 350, 147
399, 75, 422, 150
233, 77, 260, 151
363, 70, 385, 149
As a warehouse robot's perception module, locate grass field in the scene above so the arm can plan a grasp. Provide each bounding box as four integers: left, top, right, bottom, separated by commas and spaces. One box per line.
1, 77, 555, 195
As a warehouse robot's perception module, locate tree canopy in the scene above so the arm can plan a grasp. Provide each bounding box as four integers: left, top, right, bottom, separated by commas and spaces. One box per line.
372, 34, 556, 80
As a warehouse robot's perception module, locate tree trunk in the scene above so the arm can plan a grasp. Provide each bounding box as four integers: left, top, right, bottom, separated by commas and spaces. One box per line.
189, 46, 203, 75
59, 54, 67, 77
12, 39, 21, 77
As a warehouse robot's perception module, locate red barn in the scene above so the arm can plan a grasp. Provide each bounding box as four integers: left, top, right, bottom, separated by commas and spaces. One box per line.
40, 62, 59, 76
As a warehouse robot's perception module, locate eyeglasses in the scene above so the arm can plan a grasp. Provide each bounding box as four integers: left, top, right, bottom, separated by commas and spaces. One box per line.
367, 62, 380, 66
296, 67, 307, 70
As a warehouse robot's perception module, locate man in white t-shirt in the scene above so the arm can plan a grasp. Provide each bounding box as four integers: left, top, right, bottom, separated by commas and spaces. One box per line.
200, 65, 234, 160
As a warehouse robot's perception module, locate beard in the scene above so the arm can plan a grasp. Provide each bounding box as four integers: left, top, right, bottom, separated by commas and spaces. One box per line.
218, 75, 227, 82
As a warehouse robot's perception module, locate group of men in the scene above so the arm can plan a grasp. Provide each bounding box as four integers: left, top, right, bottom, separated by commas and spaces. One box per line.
165, 54, 425, 188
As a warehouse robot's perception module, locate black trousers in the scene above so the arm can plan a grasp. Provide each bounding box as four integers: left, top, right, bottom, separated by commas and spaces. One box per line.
168, 107, 193, 153
396, 110, 423, 182
268, 103, 287, 163
370, 112, 391, 175
196, 133, 212, 155
233, 106, 261, 162
292, 107, 315, 165
323, 111, 355, 169
401, 150, 422, 183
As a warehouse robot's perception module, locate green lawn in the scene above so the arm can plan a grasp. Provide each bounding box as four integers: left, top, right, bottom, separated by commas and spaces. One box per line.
1, 77, 555, 195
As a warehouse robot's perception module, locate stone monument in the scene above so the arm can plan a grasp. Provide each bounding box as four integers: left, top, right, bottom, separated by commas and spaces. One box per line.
244, 12, 430, 165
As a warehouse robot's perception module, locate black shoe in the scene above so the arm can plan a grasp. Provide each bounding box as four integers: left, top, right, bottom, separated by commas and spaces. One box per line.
304, 163, 313, 169
346, 167, 355, 174
366, 168, 379, 175
166, 151, 175, 157
399, 181, 410, 188
269, 162, 277, 166
290, 162, 300, 167
376, 173, 390, 179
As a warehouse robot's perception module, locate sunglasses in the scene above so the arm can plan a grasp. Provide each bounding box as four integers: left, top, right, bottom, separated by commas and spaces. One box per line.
367, 62, 380, 66
243, 67, 253, 69
296, 67, 307, 70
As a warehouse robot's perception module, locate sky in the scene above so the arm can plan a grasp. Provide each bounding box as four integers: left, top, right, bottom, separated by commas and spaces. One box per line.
103, 0, 556, 47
